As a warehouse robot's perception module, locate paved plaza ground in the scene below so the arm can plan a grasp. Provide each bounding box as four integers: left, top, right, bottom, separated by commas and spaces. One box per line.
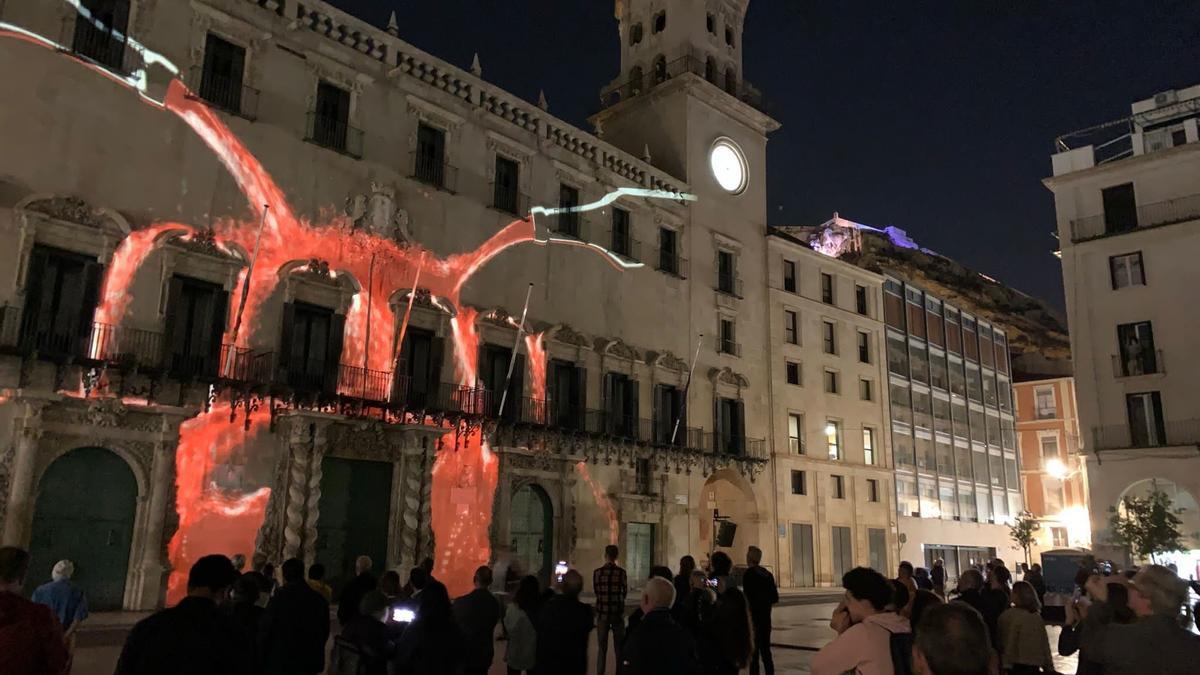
72, 594, 1079, 675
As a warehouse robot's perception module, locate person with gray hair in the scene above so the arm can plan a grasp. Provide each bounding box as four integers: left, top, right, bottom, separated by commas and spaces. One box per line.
1079, 565, 1200, 674
620, 576, 700, 674
31, 558, 89, 668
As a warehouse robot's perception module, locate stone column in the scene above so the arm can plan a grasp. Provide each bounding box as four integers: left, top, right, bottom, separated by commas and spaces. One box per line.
133, 438, 176, 609
1, 400, 45, 547
301, 424, 329, 566
281, 423, 313, 561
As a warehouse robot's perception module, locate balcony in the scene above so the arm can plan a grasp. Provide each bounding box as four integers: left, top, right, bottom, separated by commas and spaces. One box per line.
70, 19, 135, 74
1112, 349, 1165, 378
306, 112, 364, 159
599, 54, 771, 117
189, 67, 260, 120
1070, 192, 1200, 243
1092, 420, 1200, 451
608, 235, 641, 262
410, 151, 458, 192
717, 336, 741, 357
1, 312, 165, 370
716, 275, 743, 299
657, 251, 689, 279
491, 187, 530, 217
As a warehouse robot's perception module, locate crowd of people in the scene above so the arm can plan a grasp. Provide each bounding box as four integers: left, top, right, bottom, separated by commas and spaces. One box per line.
813, 556, 1200, 675
4, 540, 1200, 675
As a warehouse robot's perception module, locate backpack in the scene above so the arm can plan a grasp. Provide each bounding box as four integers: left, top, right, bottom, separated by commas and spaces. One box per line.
885, 627, 914, 675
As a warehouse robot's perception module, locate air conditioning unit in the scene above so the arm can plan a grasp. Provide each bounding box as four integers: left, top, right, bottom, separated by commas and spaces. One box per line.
1154, 90, 1178, 107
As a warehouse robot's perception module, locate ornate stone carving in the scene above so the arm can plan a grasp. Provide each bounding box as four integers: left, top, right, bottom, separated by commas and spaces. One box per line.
708, 367, 750, 389
549, 324, 591, 348
504, 450, 563, 473
417, 448, 434, 563
300, 259, 333, 280
345, 182, 413, 245
176, 228, 236, 259
480, 307, 517, 328
596, 338, 639, 362
328, 423, 397, 462
23, 196, 111, 230
648, 350, 688, 372
85, 398, 129, 428
303, 441, 326, 565
283, 442, 310, 560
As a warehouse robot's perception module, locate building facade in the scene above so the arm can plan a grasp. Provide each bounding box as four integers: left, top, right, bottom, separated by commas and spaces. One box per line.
1013, 376, 1090, 558
0, 0, 781, 609
766, 229, 897, 587
1046, 82, 1200, 565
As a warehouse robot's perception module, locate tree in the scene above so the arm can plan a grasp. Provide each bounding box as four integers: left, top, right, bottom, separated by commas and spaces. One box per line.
1108, 485, 1185, 564
1009, 510, 1041, 566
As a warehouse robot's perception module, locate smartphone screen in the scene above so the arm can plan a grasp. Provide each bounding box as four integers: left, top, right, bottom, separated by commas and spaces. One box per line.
392, 607, 415, 623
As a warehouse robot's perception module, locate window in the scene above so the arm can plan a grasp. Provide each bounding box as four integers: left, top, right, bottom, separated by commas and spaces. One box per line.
789, 414, 804, 454
929, 351, 949, 390
480, 344, 522, 422
1035, 387, 1056, 419
611, 207, 632, 257
933, 397, 951, 435
832, 475, 845, 499
948, 356, 966, 397
1040, 435, 1060, 466
199, 34, 247, 115
1126, 391, 1165, 447
966, 363, 983, 403
910, 342, 930, 384
653, 55, 667, 84
493, 156, 520, 214
858, 331, 871, 363
716, 397, 746, 454
653, 383, 684, 444
890, 383, 912, 426
706, 13, 716, 34
630, 65, 644, 92
784, 310, 798, 345
826, 420, 842, 459
704, 56, 717, 83
791, 470, 807, 495
1050, 526, 1068, 548
557, 184, 580, 236
658, 228, 679, 275
281, 301, 341, 393
634, 458, 652, 495
629, 23, 643, 45
868, 479, 880, 502
719, 319, 738, 355
863, 428, 876, 465
19, 245, 105, 360
786, 361, 801, 385
603, 372, 638, 438
653, 11, 667, 33
725, 26, 735, 47
415, 124, 448, 188
887, 332, 909, 376
72, 0, 130, 71
717, 250, 737, 295
1102, 183, 1138, 234
312, 81, 352, 153
1110, 252, 1145, 289
823, 321, 837, 355
1045, 481, 1066, 514
1117, 321, 1158, 376
855, 284, 868, 315
724, 66, 737, 94
783, 260, 796, 292
401, 328, 440, 408
821, 273, 835, 304
860, 379, 873, 401
824, 370, 840, 395
163, 276, 229, 379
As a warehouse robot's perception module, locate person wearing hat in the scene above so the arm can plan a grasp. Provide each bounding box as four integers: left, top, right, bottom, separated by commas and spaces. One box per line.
31, 559, 89, 666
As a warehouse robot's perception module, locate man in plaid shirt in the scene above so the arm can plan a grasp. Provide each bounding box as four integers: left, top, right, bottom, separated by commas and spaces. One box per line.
592, 544, 628, 675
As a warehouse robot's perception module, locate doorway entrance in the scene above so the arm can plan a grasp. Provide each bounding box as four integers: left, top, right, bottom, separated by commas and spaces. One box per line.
314, 457, 393, 597
699, 470, 759, 556
28, 447, 137, 610
790, 523, 814, 587
831, 526, 853, 581
626, 523, 655, 586
511, 484, 552, 586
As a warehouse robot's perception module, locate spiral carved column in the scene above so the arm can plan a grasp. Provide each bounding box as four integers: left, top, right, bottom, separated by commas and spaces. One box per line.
302, 426, 328, 565
416, 446, 435, 563
281, 421, 313, 561
399, 447, 423, 569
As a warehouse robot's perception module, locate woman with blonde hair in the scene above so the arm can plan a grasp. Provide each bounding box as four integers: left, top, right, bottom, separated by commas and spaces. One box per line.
997, 580, 1054, 674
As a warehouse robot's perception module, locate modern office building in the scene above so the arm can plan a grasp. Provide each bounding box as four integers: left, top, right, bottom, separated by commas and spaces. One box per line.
1046, 82, 1200, 565
1013, 376, 1090, 558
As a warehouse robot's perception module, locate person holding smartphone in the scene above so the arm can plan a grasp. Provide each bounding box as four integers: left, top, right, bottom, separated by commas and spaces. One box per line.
811, 567, 911, 675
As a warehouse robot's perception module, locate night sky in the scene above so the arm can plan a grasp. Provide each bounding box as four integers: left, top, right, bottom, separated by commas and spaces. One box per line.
330, 0, 1199, 309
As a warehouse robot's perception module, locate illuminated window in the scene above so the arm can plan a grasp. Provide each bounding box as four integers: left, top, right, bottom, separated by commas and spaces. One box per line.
1110, 252, 1145, 289
784, 310, 798, 345
821, 273, 835, 304
658, 227, 680, 276
786, 361, 801, 386
789, 413, 804, 454
863, 428, 875, 465
832, 475, 845, 499
826, 420, 842, 459
1040, 436, 1059, 465
556, 184, 580, 237
824, 370, 839, 395
653, 11, 667, 34
791, 470, 806, 495
1050, 526, 1068, 548
72, 0, 130, 71
199, 34, 247, 116
783, 260, 796, 292
493, 156, 520, 215
823, 321, 836, 354
611, 208, 632, 257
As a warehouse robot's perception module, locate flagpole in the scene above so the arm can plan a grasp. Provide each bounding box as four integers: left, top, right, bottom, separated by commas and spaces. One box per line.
224, 204, 268, 375
362, 252, 376, 373
497, 283, 534, 420
670, 333, 704, 445
390, 254, 425, 402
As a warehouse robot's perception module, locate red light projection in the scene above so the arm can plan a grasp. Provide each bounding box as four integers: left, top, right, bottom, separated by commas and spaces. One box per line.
525, 333, 547, 423
576, 461, 619, 545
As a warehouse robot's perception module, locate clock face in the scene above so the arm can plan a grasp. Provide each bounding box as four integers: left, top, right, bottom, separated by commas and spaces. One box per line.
710, 139, 747, 194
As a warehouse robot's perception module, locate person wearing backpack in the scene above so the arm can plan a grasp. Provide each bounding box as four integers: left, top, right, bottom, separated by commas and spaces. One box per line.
812, 567, 913, 675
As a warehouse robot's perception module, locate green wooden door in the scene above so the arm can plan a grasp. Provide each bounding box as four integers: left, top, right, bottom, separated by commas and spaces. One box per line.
314, 457, 393, 598
511, 484, 552, 586
626, 522, 654, 586
28, 447, 137, 610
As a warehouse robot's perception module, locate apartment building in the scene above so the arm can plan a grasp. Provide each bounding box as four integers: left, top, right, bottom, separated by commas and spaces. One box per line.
1046, 82, 1200, 564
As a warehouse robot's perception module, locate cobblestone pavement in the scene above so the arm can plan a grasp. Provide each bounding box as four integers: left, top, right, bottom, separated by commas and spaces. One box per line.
73, 600, 1079, 675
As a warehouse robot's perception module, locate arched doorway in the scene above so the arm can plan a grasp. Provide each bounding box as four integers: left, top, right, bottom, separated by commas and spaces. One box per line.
28, 447, 137, 610
1116, 478, 1200, 553
699, 470, 759, 558
511, 484, 553, 586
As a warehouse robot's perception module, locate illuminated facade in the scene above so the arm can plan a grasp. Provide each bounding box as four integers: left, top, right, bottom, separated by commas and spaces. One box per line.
765, 230, 898, 586
1047, 82, 1200, 564
0, 0, 779, 610
1013, 376, 1090, 557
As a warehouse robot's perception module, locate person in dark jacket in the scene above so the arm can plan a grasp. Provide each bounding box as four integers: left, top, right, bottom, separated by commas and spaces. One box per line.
337, 555, 377, 627
930, 559, 946, 598
742, 546, 779, 675
979, 565, 1011, 649
393, 578, 460, 675
621, 576, 700, 675
260, 558, 331, 675
674, 555, 696, 611
701, 551, 754, 675
676, 569, 716, 637
452, 566, 502, 675
337, 590, 394, 675
535, 569, 594, 675
114, 554, 249, 675
1078, 567, 1200, 675
625, 565, 674, 639
226, 573, 265, 670
0, 546, 69, 675
1025, 563, 1046, 604
952, 568, 999, 648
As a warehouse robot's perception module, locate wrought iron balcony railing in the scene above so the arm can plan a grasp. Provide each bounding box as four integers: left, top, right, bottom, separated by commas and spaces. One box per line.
1070, 192, 1200, 243
306, 111, 364, 159
410, 151, 458, 192
189, 66, 260, 120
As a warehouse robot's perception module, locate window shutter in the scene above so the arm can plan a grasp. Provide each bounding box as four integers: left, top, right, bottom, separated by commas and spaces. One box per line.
77, 259, 105, 355
19, 247, 51, 347
1151, 392, 1166, 442
426, 335, 445, 398
629, 380, 640, 440
511, 353, 525, 418
161, 276, 185, 371
735, 399, 746, 454
325, 312, 346, 395
573, 365, 587, 430
277, 301, 296, 377
713, 397, 723, 452
652, 384, 662, 441
603, 372, 615, 433
208, 289, 229, 375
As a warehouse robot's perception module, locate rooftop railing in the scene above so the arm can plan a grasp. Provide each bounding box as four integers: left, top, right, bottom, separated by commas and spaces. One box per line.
1070, 192, 1200, 243
1092, 420, 1200, 452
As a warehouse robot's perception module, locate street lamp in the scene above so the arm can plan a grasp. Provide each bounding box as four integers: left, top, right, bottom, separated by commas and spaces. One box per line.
1045, 458, 1069, 480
